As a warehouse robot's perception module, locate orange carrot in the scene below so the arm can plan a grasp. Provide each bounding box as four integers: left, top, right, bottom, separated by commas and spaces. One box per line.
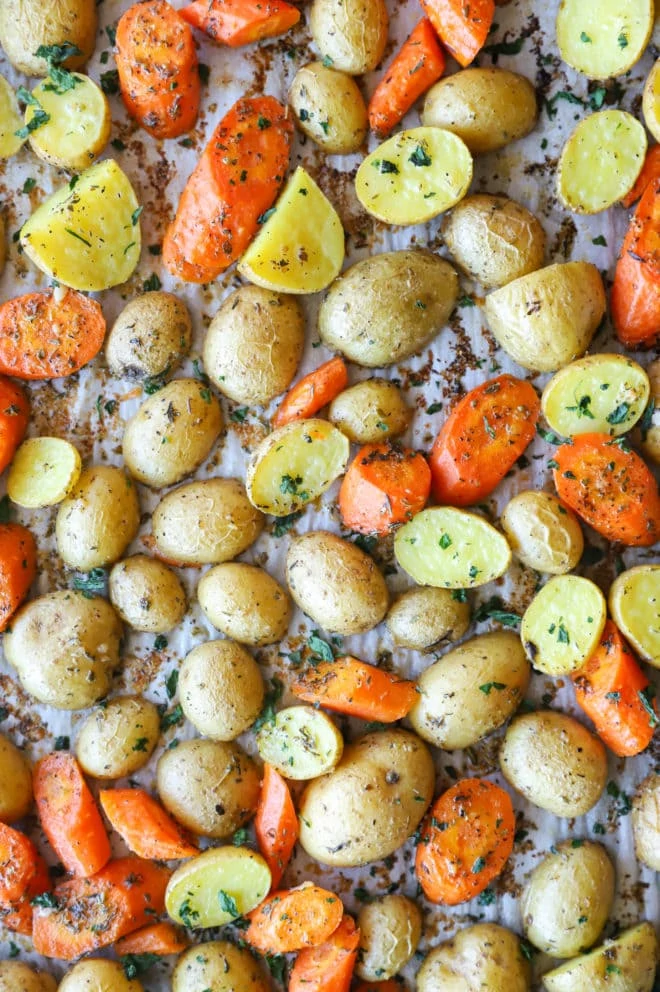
99, 788, 198, 861
621, 145, 660, 208
430, 374, 539, 506
292, 656, 417, 723
553, 433, 660, 547
116, 0, 200, 140
34, 753, 111, 878
0, 523, 37, 633
255, 765, 299, 890
163, 95, 293, 283
272, 357, 348, 428
612, 178, 660, 348
0, 289, 106, 380
181, 0, 301, 47
289, 915, 360, 992
0, 376, 29, 474
115, 921, 190, 957
418, 0, 494, 66
245, 883, 344, 955
32, 857, 171, 960
0, 823, 50, 935
368, 19, 446, 138
415, 778, 514, 905
338, 443, 431, 535
572, 620, 657, 757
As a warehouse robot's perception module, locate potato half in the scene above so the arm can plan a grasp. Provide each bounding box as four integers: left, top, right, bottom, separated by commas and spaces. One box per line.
166, 849, 271, 929
0, 73, 25, 159
542, 922, 657, 992
521, 575, 606, 675
609, 565, 660, 667
27, 74, 110, 172
556, 0, 654, 79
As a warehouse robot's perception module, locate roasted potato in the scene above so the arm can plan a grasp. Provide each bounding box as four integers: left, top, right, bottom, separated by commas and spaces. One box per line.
329, 378, 411, 442
309, 0, 388, 74
0, 732, 32, 823
106, 292, 192, 380
7, 436, 81, 509
417, 923, 531, 992
27, 74, 110, 172
256, 705, 344, 780
643, 58, 660, 142
356, 895, 422, 981
109, 555, 186, 633
75, 695, 160, 779
609, 565, 660, 667
179, 640, 264, 741
542, 922, 658, 992
0, 0, 96, 76
56, 465, 140, 571
167, 849, 271, 929
632, 773, 660, 870
639, 358, 660, 465
173, 940, 270, 992
386, 586, 470, 650
556, 0, 655, 79
0, 73, 25, 159
289, 61, 367, 153
58, 960, 142, 992
197, 563, 291, 647
501, 490, 584, 574
521, 575, 607, 675
0, 962, 56, 992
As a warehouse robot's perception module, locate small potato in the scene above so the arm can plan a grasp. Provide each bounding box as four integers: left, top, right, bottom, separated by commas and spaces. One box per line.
58, 960, 142, 992
356, 895, 422, 981
289, 62, 367, 153
256, 705, 344, 779
386, 586, 470, 650
173, 941, 270, 992
500, 711, 607, 817
643, 58, 660, 142
0, 73, 25, 160
109, 555, 186, 633
542, 922, 658, 992
632, 773, 660, 870
0, 962, 57, 992
8, 437, 81, 509
639, 358, 660, 465
203, 285, 304, 405
179, 640, 264, 741
197, 563, 291, 646
56, 465, 140, 571
417, 923, 531, 992
27, 74, 110, 173
75, 696, 160, 779
167, 849, 271, 929
286, 530, 389, 635
329, 378, 411, 442
157, 738, 260, 838
123, 378, 223, 489
106, 292, 192, 380
152, 478, 264, 567
0, 732, 32, 822
501, 490, 584, 575
609, 565, 660, 667
309, 0, 388, 75
0, 0, 97, 76
521, 575, 607, 675
521, 841, 615, 958
442, 194, 546, 289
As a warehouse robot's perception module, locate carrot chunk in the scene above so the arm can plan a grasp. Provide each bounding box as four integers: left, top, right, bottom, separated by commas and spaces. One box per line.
273, 357, 348, 428
369, 19, 445, 138
289, 915, 360, 992
99, 788, 198, 861
418, 0, 494, 66
339, 443, 431, 535
254, 765, 299, 889
0, 523, 37, 633
0, 376, 29, 473
292, 656, 417, 723
245, 883, 344, 955
181, 0, 301, 47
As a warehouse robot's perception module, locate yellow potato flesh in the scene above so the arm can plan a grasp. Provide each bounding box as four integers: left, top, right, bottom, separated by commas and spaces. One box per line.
556, 0, 654, 79
257, 705, 343, 780
643, 58, 660, 142
8, 437, 82, 508
27, 73, 110, 171
541, 355, 650, 437
165, 847, 271, 928
521, 575, 607, 675
609, 566, 660, 668
0, 73, 24, 158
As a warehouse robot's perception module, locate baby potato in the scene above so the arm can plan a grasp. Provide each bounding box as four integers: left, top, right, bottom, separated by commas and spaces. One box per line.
0, 732, 32, 823
0, 74, 25, 160
0, 0, 96, 76
639, 357, 660, 465
123, 378, 223, 489
27, 74, 110, 173
500, 711, 607, 817
442, 194, 546, 289
289, 61, 367, 153
106, 292, 192, 380
109, 555, 186, 633
203, 285, 304, 405
179, 640, 264, 741
521, 575, 607, 675
197, 563, 291, 647
521, 841, 615, 958
422, 67, 538, 154
152, 478, 264, 566
58, 960, 142, 992
632, 773, 660, 870
167, 849, 271, 929
643, 58, 660, 142
609, 565, 660, 667
173, 940, 270, 992
328, 378, 411, 442
556, 0, 654, 80
75, 696, 160, 779
157, 738, 260, 838
417, 923, 531, 992
0, 962, 56, 992
8, 436, 81, 509
256, 705, 344, 780
56, 465, 140, 571
542, 922, 658, 992
501, 490, 584, 575
356, 895, 422, 981
386, 586, 470, 650
309, 0, 388, 74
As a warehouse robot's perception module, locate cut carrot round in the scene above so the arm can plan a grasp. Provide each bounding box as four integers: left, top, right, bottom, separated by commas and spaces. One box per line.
292, 656, 418, 722
0, 523, 37, 633
0, 375, 29, 474
418, 0, 494, 66
289, 914, 360, 992
0, 822, 50, 935
254, 764, 299, 889
339, 443, 431, 535
273, 357, 348, 428
246, 883, 344, 954
181, 0, 301, 47
99, 789, 198, 861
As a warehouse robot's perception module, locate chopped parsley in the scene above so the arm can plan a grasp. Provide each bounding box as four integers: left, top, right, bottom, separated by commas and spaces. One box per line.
606, 402, 631, 425
218, 890, 239, 917
409, 144, 432, 167
122, 954, 160, 979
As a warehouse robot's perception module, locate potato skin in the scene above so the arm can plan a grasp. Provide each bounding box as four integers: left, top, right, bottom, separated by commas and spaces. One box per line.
0, 732, 32, 823
286, 530, 388, 635
319, 250, 458, 367
173, 941, 270, 992
640, 358, 660, 465
442, 194, 545, 289
289, 61, 367, 153
329, 378, 411, 443
0, 962, 57, 992
356, 895, 422, 981
56, 465, 140, 571
106, 292, 192, 379
58, 960, 142, 992
417, 923, 531, 992
203, 285, 304, 405
197, 563, 291, 646
309, 0, 388, 75
501, 490, 584, 575
0, 0, 96, 76
75, 696, 160, 779
109, 555, 186, 633
386, 586, 470, 650
298, 729, 434, 867
542, 922, 658, 992
179, 640, 264, 741
632, 773, 660, 870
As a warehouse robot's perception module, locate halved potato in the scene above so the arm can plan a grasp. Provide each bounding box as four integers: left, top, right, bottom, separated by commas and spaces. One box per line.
542, 922, 658, 992
356, 127, 473, 225
256, 705, 344, 780
643, 58, 660, 142
0, 73, 25, 159
541, 355, 650, 437
7, 437, 81, 508
556, 0, 654, 78
237, 165, 344, 294
609, 565, 660, 667
166, 847, 271, 928
26, 74, 110, 171
521, 575, 607, 675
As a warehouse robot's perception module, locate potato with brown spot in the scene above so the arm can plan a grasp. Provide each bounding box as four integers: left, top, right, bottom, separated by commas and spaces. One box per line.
106, 292, 192, 380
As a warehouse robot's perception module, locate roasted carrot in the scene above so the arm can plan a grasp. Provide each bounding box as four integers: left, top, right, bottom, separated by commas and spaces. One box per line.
415, 778, 514, 905
246, 883, 344, 954
0, 523, 37, 633
368, 19, 445, 138
116, 0, 200, 140
612, 178, 660, 348
0, 823, 50, 935
553, 433, 660, 547
32, 856, 171, 960
99, 788, 198, 861
621, 145, 660, 208
34, 753, 111, 878
430, 374, 539, 506
0, 289, 106, 380
115, 921, 190, 957
272, 357, 348, 428
181, 0, 301, 47
289, 915, 360, 992
292, 657, 417, 723
338, 443, 431, 535
418, 0, 494, 66
255, 764, 299, 890
163, 95, 293, 283
0, 376, 29, 474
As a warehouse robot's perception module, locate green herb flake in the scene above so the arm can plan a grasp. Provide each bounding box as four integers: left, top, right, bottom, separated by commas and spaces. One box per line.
218, 890, 239, 917
54, 736, 70, 751
592, 235, 607, 246
122, 954, 160, 979
471, 856, 486, 873
257, 115, 271, 130
580, 31, 592, 42
73, 568, 106, 598
31, 892, 59, 909
142, 273, 162, 292
372, 158, 399, 174
439, 533, 452, 550
160, 704, 184, 731
637, 686, 658, 727
0, 495, 11, 524
409, 144, 432, 167
273, 511, 302, 537
308, 631, 334, 662
253, 677, 285, 731
606, 402, 631, 425
567, 394, 594, 419
165, 668, 179, 699
22, 177, 36, 193
479, 682, 506, 695
198, 63, 210, 84
178, 899, 199, 928
154, 634, 168, 652
232, 827, 249, 846
100, 70, 119, 95
617, 32, 628, 48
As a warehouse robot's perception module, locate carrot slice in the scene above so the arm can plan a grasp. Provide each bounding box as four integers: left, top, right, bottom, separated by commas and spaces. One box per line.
415, 778, 514, 905
0, 289, 106, 380
115, 920, 190, 957
99, 788, 198, 861
368, 19, 446, 138
612, 178, 660, 348
0, 823, 50, 935
0, 376, 29, 474
34, 753, 111, 878
0, 523, 37, 633
289, 915, 360, 992
163, 95, 293, 283
181, 0, 301, 47
339, 443, 431, 536
116, 0, 200, 140
418, 0, 494, 67
272, 357, 348, 428
621, 145, 660, 208
292, 657, 418, 723
254, 765, 299, 890
245, 883, 344, 954
553, 433, 660, 547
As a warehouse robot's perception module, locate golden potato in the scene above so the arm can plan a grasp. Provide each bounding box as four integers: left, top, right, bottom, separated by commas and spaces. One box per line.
75, 696, 160, 779
632, 773, 660, 870
179, 640, 264, 741
106, 292, 192, 380
166, 848, 271, 929
109, 555, 186, 633
197, 563, 291, 646
0, 962, 56, 992
173, 941, 270, 992
639, 358, 660, 465
256, 705, 344, 780
289, 61, 367, 153
501, 490, 584, 574
417, 923, 531, 992
27, 74, 110, 173
0, 0, 96, 76
609, 565, 660, 667
56, 465, 140, 571
356, 895, 422, 981
309, 0, 388, 74
556, 0, 654, 80
58, 960, 142, 992
643, 58, 660, 142
386, 586, 470, 650
0, 732, 32, 823
542, 922, 657, 992
328, 378, 411, 443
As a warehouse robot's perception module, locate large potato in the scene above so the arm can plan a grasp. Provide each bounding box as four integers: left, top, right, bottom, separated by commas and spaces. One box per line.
417, 923, 531, 992
289, 62, 367, 153
109, 555, 186, 633
286, 530, 388, 635
123, 379, 223, 489
197, 563, 291, 646
0, 962, 56, 992
106, 292, 192, 380
58, 960, 142, 992
356, 895, 422, 981
4, 591, 122, 710
0, 732, 32, 823
75, 696, 160, 779
328, 378, 411, 443
410, 631, 530, 750
309, 0, 388, 74
632, 773, 660, 870
55, 465, 140, 571
319, 250, 458, 367
542, 922, 657, 992
501, 490, 584, 575
298, 729, 434, 867
173, 941, 270, 992
386, 586, 470, 650
179, 640, 264, 741
0, 0, 96, 75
